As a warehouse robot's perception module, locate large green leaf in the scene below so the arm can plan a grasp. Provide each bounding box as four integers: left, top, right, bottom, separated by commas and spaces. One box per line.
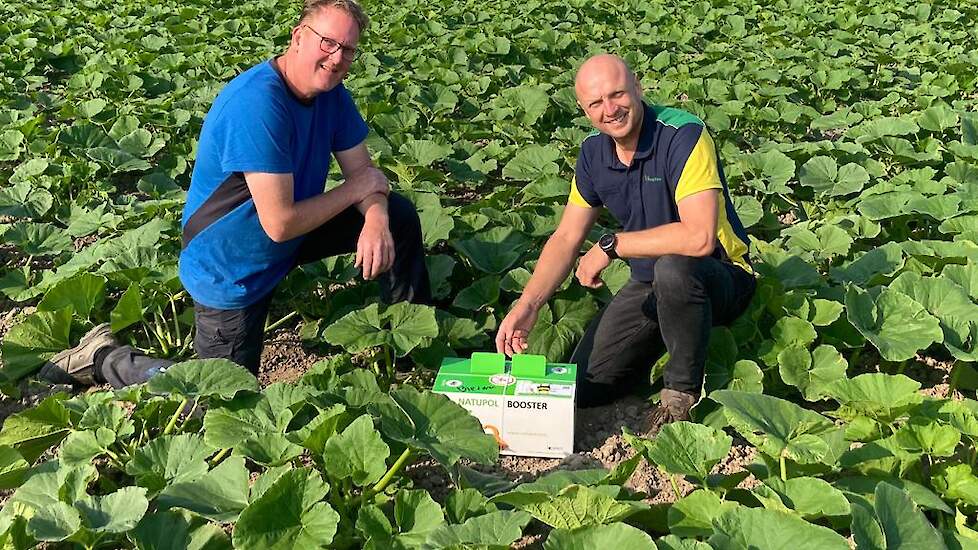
526, 294, 598, 361
711, 390, 837, 465
232, 468, 338, 550
451, 226, 532, 274
710, 506, 849, 549
125, 434, 215, 495
845, 286, 943, 361
28, 501, 81, 542
322, 303, 438, 357
322, 414, 390, 487
375, 386, 497, 466
76, 486, 150, 533
627, 421, 731, 482
798, 156, 868, 196
669, 489, 736, 537
146, 359, 259, 400
37, 273, 106, 319
129, 509, 231, 550
494, 484, 645, 530
157, 456, 250, 522
874, 482, 948, 550
542, 522, 656, 549
2, 222, 72, 256
779, 344, 848, 401
0, 307, 73, 381
761, 476, 850, 519
422, 510, 531, 549
825, 373, 922, 423
0, 445, 29, 490
0, 393, 72, 462
501, 145, 560, 181
203, 392, 292, 449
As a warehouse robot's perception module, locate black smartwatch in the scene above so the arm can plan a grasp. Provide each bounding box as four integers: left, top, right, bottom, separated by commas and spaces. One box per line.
598, 233, 619, 259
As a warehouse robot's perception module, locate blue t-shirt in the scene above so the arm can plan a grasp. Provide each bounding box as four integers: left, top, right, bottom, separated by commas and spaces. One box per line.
178, 59, 369, 309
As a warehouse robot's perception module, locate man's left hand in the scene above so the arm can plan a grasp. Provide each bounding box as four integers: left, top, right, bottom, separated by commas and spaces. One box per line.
357, 212, 395, 280
576, 244, 611, 288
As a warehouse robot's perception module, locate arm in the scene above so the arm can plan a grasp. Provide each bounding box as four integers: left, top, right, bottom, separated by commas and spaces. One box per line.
246, 171, 380, 243
616, 189, 718, 258
574, 189, 718, 287
496, 204, 600, 355
334, 143, 395, 280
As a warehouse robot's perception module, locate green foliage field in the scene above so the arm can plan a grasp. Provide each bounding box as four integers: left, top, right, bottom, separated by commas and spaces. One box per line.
2, 0, 978, 547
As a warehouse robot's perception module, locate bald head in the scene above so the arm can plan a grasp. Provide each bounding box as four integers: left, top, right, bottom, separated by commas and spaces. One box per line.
574, 54, 635, 98
573, 54, 645, 143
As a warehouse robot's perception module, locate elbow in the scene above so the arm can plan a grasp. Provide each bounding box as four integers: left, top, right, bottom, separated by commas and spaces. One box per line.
262, 221, 292, 243
690, 234, 715, 257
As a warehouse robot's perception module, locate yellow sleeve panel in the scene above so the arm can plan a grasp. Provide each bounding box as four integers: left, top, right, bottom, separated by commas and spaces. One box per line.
674, 130, 723, 204
715, 194, 754, 274
568, 176, 595, 208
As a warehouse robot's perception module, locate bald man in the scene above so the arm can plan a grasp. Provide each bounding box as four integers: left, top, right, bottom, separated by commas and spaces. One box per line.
495, 54, 755, 435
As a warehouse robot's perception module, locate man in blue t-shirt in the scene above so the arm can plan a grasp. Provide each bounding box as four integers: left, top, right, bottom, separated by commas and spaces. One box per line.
40, 0, 431, 388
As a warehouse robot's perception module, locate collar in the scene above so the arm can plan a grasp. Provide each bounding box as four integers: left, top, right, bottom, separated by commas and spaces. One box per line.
600, 102, 657, 170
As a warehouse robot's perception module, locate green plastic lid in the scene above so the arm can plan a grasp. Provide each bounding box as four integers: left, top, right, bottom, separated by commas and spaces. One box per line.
470, 352, 506, 375
511, 354, 547, 378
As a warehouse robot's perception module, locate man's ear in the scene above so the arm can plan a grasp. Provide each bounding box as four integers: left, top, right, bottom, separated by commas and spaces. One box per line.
290, 25, 303, 50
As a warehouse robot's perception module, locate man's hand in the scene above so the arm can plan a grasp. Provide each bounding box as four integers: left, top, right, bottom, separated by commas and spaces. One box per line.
496, 303, 540, 356
575, 244, 611, 288
356, 211, 394, 280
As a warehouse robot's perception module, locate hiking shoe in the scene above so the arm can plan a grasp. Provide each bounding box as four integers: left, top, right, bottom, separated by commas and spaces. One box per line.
38, 323, 118, 386
644, 388, 699, 436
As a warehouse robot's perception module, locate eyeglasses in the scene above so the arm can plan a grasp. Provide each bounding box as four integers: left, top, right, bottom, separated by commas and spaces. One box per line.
303, 24, 359, 62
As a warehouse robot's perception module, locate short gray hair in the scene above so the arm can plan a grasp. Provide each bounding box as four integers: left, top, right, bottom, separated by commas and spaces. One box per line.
299, 0, 369, 33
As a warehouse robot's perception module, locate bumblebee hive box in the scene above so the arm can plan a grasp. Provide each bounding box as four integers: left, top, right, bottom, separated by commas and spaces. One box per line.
433, 352, 576, 458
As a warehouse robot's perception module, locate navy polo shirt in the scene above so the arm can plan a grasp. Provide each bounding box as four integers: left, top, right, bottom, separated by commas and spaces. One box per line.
569, 103, 751, 282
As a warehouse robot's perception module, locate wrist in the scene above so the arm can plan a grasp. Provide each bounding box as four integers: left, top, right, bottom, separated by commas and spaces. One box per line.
516, 295, 544, 313
598, 232, 619, 259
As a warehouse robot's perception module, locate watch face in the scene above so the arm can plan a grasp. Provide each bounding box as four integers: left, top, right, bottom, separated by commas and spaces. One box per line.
600, 234, 614, 249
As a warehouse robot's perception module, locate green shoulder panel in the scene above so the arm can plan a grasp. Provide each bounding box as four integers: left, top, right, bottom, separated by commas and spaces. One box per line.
651, 105, 704, 129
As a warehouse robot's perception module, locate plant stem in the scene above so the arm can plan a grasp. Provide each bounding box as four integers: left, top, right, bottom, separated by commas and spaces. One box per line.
170, 295, 182, 348
370, 447, 413, 496
667, 473, 682, 500
180, 399, 199, 429
210, 448, 231, 466
384, 346, 394, 385
780, 453, 788, 482
163, 398, 189, 436
264, 310, 298, 333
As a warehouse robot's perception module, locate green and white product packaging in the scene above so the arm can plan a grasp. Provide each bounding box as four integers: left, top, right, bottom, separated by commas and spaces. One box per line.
433, 352, 576, 458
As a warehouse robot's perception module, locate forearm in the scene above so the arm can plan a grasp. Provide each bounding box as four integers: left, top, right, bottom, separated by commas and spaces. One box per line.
517, 236, 582, 311
355, 192, 388, 222
615, 222, 715, 259
270, 185, 360, 242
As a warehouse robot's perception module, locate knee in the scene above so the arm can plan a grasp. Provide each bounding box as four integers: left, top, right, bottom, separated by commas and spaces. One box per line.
387, 192, 422, 235
652, 255, 699, 296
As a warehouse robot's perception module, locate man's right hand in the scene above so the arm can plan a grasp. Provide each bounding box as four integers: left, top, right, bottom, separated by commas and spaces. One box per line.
495, 303, 540, 357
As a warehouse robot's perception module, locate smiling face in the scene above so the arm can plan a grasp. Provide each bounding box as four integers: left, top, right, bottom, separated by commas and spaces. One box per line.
575, 55, 645, 144
287, 6, 361, 99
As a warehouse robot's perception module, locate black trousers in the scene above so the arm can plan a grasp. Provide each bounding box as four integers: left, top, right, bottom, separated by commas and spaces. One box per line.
570, 254, 756, 408
97, 193, 431, 388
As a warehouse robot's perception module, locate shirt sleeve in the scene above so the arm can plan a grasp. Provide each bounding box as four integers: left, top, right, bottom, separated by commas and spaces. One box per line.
569, 150, 601, 208
671, 125, 723, 203
331, 84, 370, 152
218, 94, 294, 174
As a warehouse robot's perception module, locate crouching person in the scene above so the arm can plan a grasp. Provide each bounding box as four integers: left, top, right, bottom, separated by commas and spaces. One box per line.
40, 0, 430, 388
494, 54, 755, 434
